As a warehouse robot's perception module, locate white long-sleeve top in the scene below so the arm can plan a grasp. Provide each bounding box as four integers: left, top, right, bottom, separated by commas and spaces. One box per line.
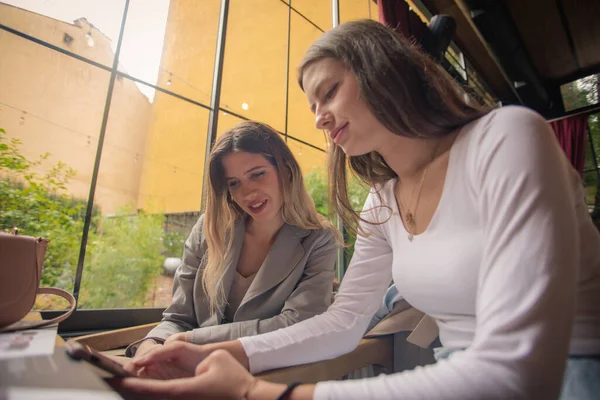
240, 106, 600, 399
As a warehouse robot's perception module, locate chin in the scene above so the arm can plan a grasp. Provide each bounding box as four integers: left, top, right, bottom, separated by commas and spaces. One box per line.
340, 143, 373, 157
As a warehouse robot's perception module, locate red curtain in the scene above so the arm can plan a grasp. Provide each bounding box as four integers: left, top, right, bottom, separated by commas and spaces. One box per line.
550, 114, 588, 175
378, 0, 428, 42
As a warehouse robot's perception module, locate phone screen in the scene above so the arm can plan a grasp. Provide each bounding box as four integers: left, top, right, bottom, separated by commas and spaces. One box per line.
65, 339, 132, 377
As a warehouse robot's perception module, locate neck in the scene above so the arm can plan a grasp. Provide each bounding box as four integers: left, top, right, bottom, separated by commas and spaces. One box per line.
246, 213, 285, 244
377, 132, 456, 182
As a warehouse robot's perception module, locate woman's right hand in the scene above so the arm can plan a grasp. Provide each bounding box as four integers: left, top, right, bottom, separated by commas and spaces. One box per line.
125, 340, 250, 380
125, 341, 209, 379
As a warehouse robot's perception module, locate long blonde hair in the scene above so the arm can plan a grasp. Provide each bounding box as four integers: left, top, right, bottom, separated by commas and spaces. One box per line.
203, 121, 335, 316
298, 20, 490, 236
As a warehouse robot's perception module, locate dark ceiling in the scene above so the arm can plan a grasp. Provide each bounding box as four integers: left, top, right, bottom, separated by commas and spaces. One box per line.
419, 0, 600, 119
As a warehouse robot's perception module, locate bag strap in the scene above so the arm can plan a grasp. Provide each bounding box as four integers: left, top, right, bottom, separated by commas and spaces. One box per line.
0, 288, 76, 333
35, 287, 77, 328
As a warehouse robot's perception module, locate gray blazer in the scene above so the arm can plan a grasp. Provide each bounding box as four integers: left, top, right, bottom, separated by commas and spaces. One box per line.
126, 215, 337, 356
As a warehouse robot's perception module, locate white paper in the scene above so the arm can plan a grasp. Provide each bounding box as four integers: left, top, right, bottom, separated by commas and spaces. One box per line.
5, 387, 123, 400
0, 327, 57, 360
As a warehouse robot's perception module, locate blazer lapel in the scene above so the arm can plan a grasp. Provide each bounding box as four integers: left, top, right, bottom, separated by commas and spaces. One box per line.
216, 218, 245, 319
238, 224, 306, 308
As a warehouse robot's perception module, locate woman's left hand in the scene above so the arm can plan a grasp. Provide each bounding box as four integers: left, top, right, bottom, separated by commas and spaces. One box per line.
113, 349, 258, 400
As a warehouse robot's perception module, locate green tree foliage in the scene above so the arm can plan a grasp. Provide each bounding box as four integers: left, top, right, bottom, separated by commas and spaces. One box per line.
560, 74, 600, 216
304, 167, 370, 267
80, 207, 165, 309
0, 128, 167, 309
561, 74, 599, 112
0, 128, 85, 289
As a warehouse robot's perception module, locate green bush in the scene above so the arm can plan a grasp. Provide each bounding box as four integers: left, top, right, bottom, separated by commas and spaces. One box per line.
0, 128, 168, 309
80, 207, 165, 309
304, 167, 370, 267
0, 128, 85, 289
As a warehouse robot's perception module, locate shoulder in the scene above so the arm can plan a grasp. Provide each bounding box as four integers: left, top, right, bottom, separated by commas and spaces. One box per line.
295, 225, 336, 244
458, 106, 563, 172
290, 225, 338, 252
462, 106, 554, 150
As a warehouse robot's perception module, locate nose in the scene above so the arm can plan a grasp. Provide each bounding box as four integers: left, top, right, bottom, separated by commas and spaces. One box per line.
315, 108, 333, 130
241, 182, 258, 201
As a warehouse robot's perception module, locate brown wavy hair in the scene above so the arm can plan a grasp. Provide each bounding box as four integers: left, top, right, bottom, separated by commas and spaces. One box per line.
297, 19, 490, 234
203, 121, 336, 316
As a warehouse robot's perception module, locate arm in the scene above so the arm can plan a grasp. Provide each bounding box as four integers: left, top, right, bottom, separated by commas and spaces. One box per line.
186, 229, 338, 344
126, 216, 207, 356
240, 193, 394, 373
315, 107, 580, 399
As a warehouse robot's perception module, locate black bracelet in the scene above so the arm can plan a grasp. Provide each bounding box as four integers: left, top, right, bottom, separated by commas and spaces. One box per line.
276, 381, 302, 400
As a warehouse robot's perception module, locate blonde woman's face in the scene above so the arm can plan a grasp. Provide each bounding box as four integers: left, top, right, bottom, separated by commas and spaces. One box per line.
222, 151, 283, 222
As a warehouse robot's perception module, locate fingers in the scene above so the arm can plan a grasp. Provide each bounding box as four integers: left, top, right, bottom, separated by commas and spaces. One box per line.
131, 341, 190, 367
135, 341, 161, 358
108, 377, 182, 398
165, 332, 186, 344
123, 360, 141, 376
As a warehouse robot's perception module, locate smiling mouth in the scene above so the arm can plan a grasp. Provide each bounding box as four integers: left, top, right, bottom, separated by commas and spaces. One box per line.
248, 200, 268, 214
329, 123, 348, 143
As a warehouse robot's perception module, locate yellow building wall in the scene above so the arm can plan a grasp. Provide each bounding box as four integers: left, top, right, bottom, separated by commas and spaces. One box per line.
136, 0, 220, 214
1, 0, 380, 215
140, 0, 378, 213
0, 4, 152, 215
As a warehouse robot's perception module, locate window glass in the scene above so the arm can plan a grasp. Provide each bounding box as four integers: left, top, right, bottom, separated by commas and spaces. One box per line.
78, 80, 209, 309
119, 0, 220, 105
0, 32, 109, 311
561, 74, 600, 112
220, 0, 288, 133
340, 0, 378, 24
287, 10, 328, 149
0, 0, 125, 69
290, 0, 331, 31
216, 111, 245, 138
287, 137, 326, 177
584, 113, 600, 210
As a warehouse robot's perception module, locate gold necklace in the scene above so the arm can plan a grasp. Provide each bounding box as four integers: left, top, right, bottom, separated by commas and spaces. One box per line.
396, 143, 441, 242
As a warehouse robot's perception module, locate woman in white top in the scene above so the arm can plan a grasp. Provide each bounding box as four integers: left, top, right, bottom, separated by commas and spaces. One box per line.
116, 20, 600, 399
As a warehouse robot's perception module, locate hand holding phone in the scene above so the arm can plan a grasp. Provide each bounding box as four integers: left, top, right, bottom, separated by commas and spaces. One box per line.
66, 339, 132, 377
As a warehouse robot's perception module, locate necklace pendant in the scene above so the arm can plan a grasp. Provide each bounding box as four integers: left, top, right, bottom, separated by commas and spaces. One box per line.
406, 212, 414, 226
408, 232, 414, 242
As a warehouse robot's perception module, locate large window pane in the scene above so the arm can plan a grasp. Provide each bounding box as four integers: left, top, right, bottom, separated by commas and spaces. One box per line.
287, 10, 328, 149
561, 74, 600, 113
287, 138, 327, 177
584, 113, 600, 211
119, 0, 220, 105
78, 80, 209, 309
290, 0, 330, 32
220, 0, 288, 132
0, 1, 125, 69
340, 0, 378, 24
0, 31, 108, 310
217, 111, 246, 138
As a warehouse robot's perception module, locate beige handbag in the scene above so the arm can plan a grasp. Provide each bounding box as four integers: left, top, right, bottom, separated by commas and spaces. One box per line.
0, 229, 76, 332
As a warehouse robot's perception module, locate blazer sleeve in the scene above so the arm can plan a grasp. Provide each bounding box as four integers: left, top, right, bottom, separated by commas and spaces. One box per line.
187, 228, 338, 345
125, 215, 207, 356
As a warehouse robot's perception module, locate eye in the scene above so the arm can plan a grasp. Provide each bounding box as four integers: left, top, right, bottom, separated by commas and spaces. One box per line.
251, 170, 266, 180
227, 180, 240, 190
324, 83, 338, 100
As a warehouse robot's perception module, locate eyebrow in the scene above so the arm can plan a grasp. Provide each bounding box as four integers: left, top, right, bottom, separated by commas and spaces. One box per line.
225, 166, 266, 181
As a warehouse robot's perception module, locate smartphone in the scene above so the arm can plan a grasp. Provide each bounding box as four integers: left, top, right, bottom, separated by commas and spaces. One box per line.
65, 339, 132, 377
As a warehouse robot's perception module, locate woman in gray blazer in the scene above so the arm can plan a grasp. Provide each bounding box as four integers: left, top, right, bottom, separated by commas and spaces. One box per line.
127, 121, 339, 358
